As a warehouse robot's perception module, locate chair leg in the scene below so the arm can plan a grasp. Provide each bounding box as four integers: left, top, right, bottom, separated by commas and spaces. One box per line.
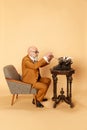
34, 95, 37, 107
16, 94, 18, 99
11, 94, 15, 105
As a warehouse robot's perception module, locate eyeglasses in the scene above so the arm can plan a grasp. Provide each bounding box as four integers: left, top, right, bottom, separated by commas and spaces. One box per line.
32, 50, 39, 54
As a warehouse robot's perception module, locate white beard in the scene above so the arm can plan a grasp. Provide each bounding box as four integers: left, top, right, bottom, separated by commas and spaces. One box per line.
34, 56, 38, 62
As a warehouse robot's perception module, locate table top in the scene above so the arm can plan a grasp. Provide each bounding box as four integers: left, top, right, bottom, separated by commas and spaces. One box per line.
50, 68, 75, 75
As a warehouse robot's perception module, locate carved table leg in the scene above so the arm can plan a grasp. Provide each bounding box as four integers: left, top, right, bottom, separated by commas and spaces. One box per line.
66, 76, 70, 99
69, 75, 74, 107
67, 75, 74, 108
52, 74, 58, 101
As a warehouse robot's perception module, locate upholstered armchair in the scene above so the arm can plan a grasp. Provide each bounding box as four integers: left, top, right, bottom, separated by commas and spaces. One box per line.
3, 65, 37, 106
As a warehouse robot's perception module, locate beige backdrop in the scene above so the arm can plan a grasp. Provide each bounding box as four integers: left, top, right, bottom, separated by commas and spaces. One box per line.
0, 0, 87, 130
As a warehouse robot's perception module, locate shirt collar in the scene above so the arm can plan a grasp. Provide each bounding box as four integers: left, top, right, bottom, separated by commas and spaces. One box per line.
29, 55, 35, 62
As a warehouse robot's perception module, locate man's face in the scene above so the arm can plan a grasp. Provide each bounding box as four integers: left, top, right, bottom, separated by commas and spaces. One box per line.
29, 47, 39, 58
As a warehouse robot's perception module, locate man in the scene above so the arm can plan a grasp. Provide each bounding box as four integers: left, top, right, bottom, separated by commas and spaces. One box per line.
22, 46, 54, 108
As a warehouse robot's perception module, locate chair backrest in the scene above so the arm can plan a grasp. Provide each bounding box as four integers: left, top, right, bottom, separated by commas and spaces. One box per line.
3, 65, 20, 80
3, 65, 37, 105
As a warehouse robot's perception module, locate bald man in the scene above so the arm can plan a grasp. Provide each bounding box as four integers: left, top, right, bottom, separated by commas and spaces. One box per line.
22, 46, 54, 108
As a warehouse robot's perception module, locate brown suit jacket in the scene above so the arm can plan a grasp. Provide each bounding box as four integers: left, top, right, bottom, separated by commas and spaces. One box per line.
22, 55, 48, 85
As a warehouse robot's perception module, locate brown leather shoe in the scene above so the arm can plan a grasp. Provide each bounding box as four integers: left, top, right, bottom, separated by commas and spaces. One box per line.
36, 100, 44, 108
32, 98, 48, 104
42, 98, 48, 101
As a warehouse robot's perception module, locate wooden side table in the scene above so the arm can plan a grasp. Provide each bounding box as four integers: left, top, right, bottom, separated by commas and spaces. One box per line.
50, 68, 75, 108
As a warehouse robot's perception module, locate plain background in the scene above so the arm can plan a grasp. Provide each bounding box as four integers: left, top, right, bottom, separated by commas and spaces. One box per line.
0, 0, 87, 130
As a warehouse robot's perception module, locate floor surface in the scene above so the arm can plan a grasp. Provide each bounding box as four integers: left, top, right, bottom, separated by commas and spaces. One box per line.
0, 88, 87, 130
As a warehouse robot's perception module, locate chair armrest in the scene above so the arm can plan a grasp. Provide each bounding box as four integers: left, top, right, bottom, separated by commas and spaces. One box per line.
5, 78, 37, 94
6, 78, 31, 85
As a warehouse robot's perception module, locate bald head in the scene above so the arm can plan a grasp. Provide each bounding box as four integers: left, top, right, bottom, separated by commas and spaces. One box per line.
28, 46, 39, 58
28, 46, 38, 53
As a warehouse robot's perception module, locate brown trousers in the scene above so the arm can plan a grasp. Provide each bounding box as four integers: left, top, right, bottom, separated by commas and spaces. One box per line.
34, 77, 51, 101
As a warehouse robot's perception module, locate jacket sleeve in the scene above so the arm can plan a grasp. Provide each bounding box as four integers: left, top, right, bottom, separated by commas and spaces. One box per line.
23, 57, 49, 69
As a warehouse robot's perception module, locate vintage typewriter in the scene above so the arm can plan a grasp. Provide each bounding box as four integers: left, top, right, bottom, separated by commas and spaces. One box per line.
53, 56, 73, 70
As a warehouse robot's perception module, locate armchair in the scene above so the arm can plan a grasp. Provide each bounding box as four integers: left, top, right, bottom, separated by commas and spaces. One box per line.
3, 65, 37, 106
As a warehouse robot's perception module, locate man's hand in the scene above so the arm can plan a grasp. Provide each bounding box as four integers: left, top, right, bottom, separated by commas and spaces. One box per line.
44, 52, 54, 62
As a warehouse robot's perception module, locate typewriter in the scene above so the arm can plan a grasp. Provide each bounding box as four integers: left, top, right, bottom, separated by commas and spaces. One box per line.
53, 56, 73, 70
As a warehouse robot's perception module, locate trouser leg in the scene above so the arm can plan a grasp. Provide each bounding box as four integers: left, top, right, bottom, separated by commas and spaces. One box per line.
33, 77, 51, 101
39, 77, 51, 86
34, 82, 48, 101
39, 77, 51, 94
35, 82, 47, 101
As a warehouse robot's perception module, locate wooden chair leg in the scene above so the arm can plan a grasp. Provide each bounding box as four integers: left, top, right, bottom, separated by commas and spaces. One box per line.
34, 95, 37, 106
11, 94, 15, 105
16, 94, 18, 99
